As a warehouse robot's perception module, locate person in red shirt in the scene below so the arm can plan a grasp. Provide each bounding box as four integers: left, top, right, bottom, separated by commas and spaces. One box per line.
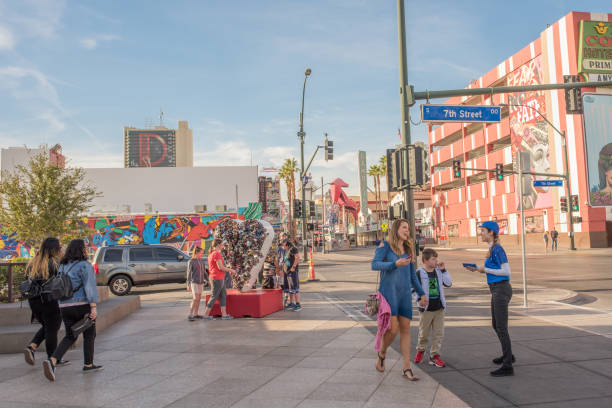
202, 239, 237, 320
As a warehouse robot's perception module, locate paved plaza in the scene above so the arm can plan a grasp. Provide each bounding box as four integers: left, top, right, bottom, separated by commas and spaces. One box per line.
2, 247, 612, 407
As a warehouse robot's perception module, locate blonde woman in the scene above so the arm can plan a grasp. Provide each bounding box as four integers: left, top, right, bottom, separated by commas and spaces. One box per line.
371, 219, 428, 380
23, 238, 68, 367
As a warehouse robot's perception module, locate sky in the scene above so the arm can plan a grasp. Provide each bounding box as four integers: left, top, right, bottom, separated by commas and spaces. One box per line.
1, 0, 610, 196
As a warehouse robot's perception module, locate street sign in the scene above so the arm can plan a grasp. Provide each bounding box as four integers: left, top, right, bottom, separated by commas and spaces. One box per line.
421, 104, 501, 123
534, 179, 563, 187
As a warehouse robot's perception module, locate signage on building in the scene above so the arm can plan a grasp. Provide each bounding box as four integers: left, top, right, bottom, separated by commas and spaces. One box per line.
578, 21, 612, 75
563, 75, 583, 114
583, 94, 612, 206
126, 129, 176, 167
421, 105, 501, 123
358, 151, 368, 218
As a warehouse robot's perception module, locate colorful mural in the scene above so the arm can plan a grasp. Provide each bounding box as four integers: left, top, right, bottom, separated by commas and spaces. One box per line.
0, 203, 263, 259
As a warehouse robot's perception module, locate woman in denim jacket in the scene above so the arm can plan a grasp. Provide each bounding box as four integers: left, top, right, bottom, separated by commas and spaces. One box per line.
43, 239, 101, 382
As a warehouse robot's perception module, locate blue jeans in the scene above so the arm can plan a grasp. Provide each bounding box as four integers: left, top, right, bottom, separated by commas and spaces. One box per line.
552, 239, 558, 250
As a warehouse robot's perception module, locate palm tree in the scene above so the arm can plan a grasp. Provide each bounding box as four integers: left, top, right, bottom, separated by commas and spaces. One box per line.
379, 155, 391, 214
280, 158, 299, 240
368, 164, 382, 239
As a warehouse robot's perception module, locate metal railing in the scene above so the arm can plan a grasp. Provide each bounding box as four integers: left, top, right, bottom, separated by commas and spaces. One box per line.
0, 262, 28, 303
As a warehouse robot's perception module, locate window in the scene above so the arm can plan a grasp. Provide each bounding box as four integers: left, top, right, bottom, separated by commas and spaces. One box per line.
104, 249, 123, 263
129, 248, 154, 261
418, 203, 425, 209
156, 247, 180, 260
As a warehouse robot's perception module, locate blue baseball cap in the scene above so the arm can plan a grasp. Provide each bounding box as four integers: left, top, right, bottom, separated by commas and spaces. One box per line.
479, 221, 499, 234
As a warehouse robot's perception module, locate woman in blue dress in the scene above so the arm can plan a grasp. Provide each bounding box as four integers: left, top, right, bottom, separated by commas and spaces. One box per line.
372, 219, 428, 381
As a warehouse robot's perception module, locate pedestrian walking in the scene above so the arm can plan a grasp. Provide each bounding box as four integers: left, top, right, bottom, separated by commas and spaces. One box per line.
23, 238, 68, 367
371, 219, 427, 381
280, 239, 301, 311
202, 239, 237, 320
551, 228, 559, 251
43, 239, 101, 382
414, 248, 452, 368
543, 231, 549, 253
186, 247, 207, 321
464, 221, 515, 377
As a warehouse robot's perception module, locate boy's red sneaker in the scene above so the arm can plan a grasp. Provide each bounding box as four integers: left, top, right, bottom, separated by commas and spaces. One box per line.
414, 350, 424, 364
429, 354, 446, 368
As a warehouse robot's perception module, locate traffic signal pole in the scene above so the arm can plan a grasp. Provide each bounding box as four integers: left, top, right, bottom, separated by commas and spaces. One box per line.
397, 0, 415, 241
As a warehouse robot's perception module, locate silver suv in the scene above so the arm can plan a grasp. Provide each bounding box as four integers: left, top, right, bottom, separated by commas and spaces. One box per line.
93, 244, 204, 296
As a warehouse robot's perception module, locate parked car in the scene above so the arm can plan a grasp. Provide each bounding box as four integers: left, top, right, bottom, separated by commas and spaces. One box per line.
93, 244, 206, 296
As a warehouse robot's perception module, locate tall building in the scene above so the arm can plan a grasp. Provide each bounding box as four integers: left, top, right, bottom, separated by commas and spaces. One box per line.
1, 144, 65, 175
428, 11, 612, 248
258, 176, 281, 225
123, 120, 193, 168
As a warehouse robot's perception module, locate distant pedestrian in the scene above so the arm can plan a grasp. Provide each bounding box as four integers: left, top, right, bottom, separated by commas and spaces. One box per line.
202, 239, 237, 320
543, 232, 549, 253
23, 238, 67, 367
464, 221, 515, 377
280, 239, 301, 311
371, 219, 427, 381
551, 228, 559, 251
43, 239, 101, 382
414, 248, 452, 368
186, 247, 207, 321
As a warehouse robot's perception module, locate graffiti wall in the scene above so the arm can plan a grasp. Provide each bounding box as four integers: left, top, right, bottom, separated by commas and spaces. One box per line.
0, 203, 263, 259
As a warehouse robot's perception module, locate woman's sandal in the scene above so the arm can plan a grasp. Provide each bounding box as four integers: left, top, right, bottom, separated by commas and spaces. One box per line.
376, 353, 386, 372
402, 367, 419, 381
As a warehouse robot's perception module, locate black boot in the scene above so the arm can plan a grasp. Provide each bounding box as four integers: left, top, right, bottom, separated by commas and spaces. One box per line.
490, 366, 514, 377
492, 354, 515, 365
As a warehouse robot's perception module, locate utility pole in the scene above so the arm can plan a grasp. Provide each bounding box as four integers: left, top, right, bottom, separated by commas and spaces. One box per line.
321, 176, 326, 254
561, 130, 576, 250
517, 152, 528, 307
298, 69, 311, 259
397, 0, 415, 240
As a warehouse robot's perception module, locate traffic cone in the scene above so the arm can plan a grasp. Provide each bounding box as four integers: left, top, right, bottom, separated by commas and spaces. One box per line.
308, 247, 319, 282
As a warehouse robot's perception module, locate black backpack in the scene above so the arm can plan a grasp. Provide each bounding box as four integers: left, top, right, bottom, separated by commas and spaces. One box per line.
20, 278, 43, 299
42, 262, 83, 301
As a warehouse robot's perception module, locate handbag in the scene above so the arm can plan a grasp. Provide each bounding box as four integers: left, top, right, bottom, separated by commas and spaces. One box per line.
70, 313, 94, 336
365, 272, 381, 317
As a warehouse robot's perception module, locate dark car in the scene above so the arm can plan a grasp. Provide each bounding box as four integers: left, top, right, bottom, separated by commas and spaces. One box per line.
93, 244, 206, 296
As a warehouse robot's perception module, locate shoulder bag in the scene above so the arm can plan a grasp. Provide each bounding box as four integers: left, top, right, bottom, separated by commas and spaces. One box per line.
365, 271, 381, 317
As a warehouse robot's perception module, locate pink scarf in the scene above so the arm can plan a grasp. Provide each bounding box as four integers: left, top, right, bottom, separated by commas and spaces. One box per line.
374, 292, 391, 352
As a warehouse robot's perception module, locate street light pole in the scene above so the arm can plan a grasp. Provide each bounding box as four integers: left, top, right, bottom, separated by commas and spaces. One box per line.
397, 0, 415, 241
298, 68, 311, 260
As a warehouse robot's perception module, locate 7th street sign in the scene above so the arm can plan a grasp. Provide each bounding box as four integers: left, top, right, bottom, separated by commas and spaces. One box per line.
421, 104, 501, 123
534, 179, 563, 187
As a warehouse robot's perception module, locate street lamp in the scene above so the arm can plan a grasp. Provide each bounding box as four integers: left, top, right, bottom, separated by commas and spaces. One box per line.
298, 68, 311, 259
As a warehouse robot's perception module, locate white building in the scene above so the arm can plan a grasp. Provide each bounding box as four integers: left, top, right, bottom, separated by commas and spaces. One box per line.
83, 166, 258, 214
1, 145, 65, 175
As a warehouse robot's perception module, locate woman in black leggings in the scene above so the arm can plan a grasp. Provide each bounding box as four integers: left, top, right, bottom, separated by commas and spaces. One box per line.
23, 238, 68, 367
43, 239, 101, 382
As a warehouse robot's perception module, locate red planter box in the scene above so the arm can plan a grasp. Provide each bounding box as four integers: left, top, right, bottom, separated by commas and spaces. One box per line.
205, 288, 283, 318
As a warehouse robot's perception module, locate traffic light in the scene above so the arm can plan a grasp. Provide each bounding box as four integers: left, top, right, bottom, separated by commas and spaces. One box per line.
560, 196, 568, 213
452, 160, 461, 179
293, 199, 302, 218
571, 195, 579, 211
495, 163, 504, 181
325, 136, 333, 161
309, 200, 315, 216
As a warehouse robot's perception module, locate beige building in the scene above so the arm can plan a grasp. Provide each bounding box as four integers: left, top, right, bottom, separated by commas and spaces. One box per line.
123, 120, 193, 168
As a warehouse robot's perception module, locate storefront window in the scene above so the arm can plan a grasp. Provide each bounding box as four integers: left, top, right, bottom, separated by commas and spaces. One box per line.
583, 94, 612, 206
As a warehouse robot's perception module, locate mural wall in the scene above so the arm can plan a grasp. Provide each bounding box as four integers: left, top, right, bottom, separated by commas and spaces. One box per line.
0, 203, 262, 259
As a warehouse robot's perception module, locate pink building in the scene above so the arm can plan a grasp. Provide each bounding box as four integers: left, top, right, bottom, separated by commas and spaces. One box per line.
429, 11, 612, 248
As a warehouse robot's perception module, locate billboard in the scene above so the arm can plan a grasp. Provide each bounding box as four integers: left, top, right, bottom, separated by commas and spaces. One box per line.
583, 94, 612, 206
126, 130, 176, 167
508, 55, 552, 210
578, 21, 612, 76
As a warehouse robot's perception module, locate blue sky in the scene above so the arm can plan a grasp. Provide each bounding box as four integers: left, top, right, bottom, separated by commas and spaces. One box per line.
0, 0, 609, 195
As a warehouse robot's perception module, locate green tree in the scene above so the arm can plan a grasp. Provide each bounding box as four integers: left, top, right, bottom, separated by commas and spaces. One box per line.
0, 151, 101, 245
368, 164, 384, 239
279, 158, 298, 240
379, 155, 391, 208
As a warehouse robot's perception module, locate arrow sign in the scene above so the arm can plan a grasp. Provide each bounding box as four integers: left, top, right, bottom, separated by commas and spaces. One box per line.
421, 104, 501, 123
534, 180, 563, 187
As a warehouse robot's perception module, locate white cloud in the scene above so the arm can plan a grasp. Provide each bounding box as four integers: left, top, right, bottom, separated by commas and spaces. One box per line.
0, 25, 15, 50
79, 34, 120, 50
0, 0, 66, 41
64, 149, 123, 168
194, 140, 296, 168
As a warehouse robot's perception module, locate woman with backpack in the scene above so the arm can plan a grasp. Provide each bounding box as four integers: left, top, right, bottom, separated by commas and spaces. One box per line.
23, 237, 68, 367
43, 239, 101, 382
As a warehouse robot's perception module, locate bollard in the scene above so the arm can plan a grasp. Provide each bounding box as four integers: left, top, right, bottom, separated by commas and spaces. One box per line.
308, 247, 319, 282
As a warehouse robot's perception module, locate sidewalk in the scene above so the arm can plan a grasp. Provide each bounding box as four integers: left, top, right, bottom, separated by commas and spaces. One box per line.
0, 292, 466, 408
